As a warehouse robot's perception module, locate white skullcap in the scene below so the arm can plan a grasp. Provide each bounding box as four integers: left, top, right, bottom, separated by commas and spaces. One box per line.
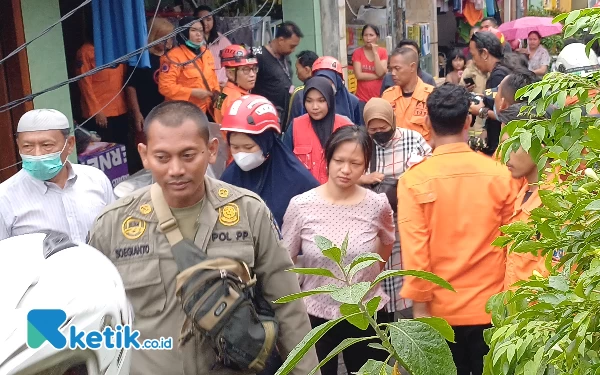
17, 109, 70, 133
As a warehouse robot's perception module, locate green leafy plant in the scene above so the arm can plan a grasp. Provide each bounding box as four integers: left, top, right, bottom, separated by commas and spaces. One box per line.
274, 234, 458, 375
484, 8, 600, 375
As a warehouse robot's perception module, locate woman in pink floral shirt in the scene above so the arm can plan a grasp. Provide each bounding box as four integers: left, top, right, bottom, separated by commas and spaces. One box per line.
282, 125, 396, 375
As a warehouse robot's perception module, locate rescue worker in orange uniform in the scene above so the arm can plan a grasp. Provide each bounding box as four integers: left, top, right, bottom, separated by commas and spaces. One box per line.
213, 44, 258, 165
213, 45, 258, 123
159, 16, 220, 118
397, 84, 518, 375
493, 72, 561, 289
76, 41, 128, 147
381, 47, 434, 142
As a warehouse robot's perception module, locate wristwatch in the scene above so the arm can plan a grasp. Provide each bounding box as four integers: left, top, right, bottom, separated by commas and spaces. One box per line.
478, 107, 488, 119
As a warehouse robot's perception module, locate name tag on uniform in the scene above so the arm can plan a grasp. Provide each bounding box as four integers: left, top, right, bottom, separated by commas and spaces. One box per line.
211, 230, 250, 242
414, 101, 427, 117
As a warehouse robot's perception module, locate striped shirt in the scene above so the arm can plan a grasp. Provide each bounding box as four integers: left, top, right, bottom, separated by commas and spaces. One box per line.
0, 163, 115, 243
370, 128, 432, 312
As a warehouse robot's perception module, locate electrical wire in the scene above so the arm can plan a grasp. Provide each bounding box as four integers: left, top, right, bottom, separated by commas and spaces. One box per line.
166, 0, 272, 68
0, 0, 242, 113
0, 0, 162, 172
76, 0, 162, 131
0, 0, 277, 172
0, 0, 92, 66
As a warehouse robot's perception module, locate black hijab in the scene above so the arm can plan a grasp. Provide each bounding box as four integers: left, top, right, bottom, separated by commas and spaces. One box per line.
304, 76, 336, 149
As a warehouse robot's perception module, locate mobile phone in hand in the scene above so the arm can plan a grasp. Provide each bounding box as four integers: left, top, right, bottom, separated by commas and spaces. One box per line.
464, 77, 475, 86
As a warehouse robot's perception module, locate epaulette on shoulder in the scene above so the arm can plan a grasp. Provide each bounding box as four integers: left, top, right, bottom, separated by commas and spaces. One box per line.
423, 84, 434, 93
96, 195, 136, 221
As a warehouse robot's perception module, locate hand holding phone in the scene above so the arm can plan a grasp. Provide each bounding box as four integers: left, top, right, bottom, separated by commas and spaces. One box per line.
464, 77, 475, 86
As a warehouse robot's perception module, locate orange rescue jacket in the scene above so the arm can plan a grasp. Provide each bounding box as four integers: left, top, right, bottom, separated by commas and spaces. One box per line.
381, 77, 434, 141
398, 143, 519, 326
158, 45, 220, 115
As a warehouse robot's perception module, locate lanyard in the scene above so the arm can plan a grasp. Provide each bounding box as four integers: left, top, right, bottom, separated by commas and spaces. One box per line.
267, 45, 291, 83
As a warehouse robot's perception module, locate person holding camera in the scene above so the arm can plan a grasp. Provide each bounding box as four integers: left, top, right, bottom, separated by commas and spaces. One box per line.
467, 29, 511, 156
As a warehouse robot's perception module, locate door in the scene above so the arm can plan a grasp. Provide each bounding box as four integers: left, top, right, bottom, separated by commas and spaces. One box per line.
0, 0, 34, 182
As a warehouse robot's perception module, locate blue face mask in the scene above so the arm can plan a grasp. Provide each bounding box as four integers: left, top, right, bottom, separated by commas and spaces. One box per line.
493, 106, 499, 121
21, 141, 68, 181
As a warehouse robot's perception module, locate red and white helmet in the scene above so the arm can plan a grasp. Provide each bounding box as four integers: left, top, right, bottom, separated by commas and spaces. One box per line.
220, 95, 281, 134
312, 56, 343, 77
220, 45, 257, 68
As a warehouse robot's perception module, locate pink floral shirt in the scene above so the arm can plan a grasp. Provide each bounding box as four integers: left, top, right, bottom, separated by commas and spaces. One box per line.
282, 188, 395, 320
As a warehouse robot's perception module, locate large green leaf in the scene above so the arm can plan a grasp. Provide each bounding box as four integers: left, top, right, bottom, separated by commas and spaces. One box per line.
414, 317, 456, 343
322, 247, 343, 265
287, 268, 339, 279
273, 284, 339, 304
347, 253, 385, 282
388, 320, 457, 375
314, 235, 333, 251
341, 232, 349, 259
500, 221, 533, 234
491, 236, 512, 248
308, 336, 378, 375
330, 282, 371, 305
371, 270, 454, 292
354, 359, 394, 375
549, 275, 570, 292
274, 314, 351, 375
339, 303, 370, 330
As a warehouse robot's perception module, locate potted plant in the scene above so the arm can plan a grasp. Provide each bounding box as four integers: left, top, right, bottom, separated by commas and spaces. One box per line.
273, 234, 458, 375
484, 8, 600, 374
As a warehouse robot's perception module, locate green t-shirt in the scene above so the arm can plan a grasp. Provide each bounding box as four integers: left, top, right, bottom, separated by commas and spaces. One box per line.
170, 199, 204, 241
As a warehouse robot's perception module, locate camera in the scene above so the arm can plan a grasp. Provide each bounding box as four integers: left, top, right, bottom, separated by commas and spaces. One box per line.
469, 93, 483, 105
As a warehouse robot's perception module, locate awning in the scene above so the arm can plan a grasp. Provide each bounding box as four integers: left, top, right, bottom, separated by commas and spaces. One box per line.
92, 0, 151, 69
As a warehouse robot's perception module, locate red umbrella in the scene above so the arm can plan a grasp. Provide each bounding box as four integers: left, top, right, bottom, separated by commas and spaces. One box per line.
498, 16, 563, 40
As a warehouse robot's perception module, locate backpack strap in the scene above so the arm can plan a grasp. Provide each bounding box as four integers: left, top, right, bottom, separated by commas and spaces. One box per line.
150, 183, 184, 245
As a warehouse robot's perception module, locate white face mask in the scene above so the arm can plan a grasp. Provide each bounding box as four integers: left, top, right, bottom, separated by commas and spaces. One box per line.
233, 150, 266, 171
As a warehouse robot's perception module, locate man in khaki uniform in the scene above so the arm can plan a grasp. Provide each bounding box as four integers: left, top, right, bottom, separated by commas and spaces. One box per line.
88, 100, 319, 375
381, 48, 434, 143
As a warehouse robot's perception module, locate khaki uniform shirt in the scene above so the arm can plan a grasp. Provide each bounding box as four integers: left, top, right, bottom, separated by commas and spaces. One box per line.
88, 176, 319, 375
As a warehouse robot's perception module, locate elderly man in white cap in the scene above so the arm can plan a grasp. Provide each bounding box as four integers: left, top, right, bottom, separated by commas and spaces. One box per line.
0, 109, 114, 242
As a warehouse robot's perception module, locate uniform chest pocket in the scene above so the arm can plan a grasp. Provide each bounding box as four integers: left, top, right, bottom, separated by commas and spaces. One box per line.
117, 258, 167, 318
206, 243, 256, 269
182, 66, 202, 80
293, 145, 313, 170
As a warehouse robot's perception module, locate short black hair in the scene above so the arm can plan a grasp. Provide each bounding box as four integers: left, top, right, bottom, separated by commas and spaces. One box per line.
296, 50, 319, 68
396, 39, 420, 55
500, 72, 540, 104
325, 125, 372, 173
362, 24, 380, 37
471, 31, 504, 59
275, 21, 304, 39
427, 84, 471, 136
144, 101, 210, 142
502, 52, 530, 73
390, 47, 418, 64
481, 17, 498, 26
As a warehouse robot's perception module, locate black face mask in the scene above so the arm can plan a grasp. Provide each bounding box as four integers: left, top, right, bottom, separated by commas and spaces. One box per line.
372, 128, 395, 146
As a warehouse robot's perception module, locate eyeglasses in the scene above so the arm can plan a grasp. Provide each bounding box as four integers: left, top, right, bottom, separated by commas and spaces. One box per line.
237, 66, 259, 75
